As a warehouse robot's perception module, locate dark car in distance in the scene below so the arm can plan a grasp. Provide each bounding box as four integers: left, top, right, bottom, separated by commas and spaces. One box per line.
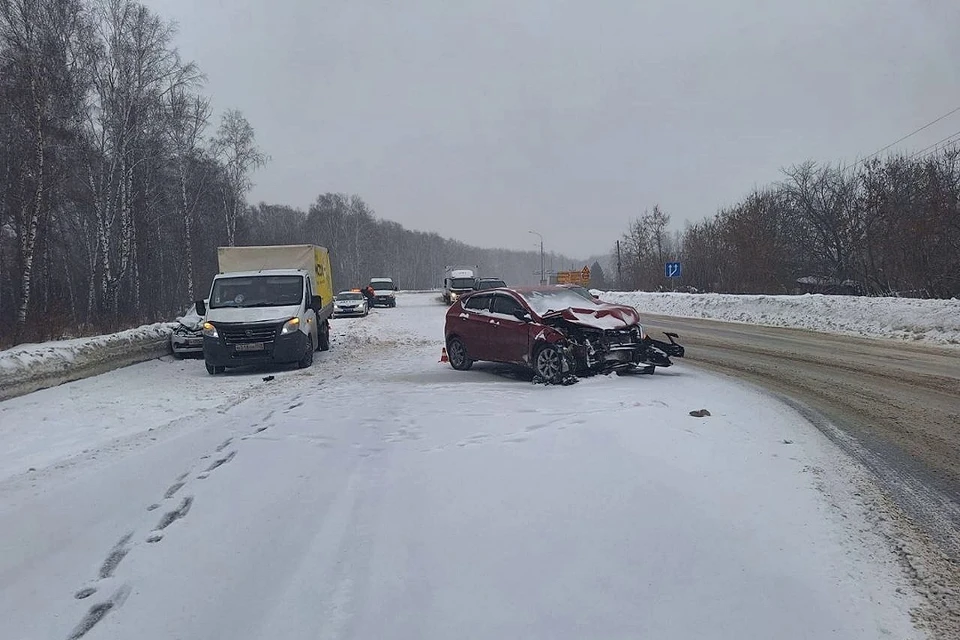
475, 277, 507, 290
443, 286, 684, 383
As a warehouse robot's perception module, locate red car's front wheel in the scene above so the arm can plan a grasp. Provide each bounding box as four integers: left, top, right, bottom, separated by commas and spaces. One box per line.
534, 344, 564, 383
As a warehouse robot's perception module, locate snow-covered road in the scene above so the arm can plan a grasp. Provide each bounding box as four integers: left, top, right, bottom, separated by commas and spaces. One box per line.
0, 293, 925, 639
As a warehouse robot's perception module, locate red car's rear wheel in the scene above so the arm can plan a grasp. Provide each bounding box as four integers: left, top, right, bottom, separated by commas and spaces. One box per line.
447, 336, 473, 371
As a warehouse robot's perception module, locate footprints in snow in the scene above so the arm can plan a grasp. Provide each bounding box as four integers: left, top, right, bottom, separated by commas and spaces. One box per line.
198, 450, 236, 479
241, 425, 270, 441
67, 585, 130, 640
420, 415, 594, 453
154, 496, 193, 531
457, 433, 491, 448
67, 532, 136, 638
65, 436, 242, 639
383, 426, 422, 443
98, 532, 133, 579
163, 481, 185, 499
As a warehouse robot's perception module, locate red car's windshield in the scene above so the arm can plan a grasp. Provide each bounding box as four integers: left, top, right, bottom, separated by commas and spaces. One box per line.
519, 289, 599, 316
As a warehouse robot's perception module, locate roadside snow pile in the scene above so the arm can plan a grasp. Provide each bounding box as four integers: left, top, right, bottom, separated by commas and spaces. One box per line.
0, 323, 174, 401
601, 291, 960, 345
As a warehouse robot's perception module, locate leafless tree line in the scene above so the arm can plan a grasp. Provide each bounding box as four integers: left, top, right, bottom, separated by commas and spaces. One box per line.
0, 0, 569, 347
0, 0, 267, 344
240, 195, 575, 295
616, 153, 960, 298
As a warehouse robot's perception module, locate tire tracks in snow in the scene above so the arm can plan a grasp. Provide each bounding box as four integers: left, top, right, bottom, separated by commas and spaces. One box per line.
256, 438, 388, 640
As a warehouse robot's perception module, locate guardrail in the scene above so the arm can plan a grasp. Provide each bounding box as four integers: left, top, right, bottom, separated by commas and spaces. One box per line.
0, 324, 174, 402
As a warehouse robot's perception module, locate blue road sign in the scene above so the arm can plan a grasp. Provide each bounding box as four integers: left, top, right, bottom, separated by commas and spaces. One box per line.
665, 262, 682, 278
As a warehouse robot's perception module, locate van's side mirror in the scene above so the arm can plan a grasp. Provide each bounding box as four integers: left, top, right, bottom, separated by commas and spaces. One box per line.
195, 300, 206, 316
311, 295, 323, 310
512, 308, 532, 322
394, 285, 399, 291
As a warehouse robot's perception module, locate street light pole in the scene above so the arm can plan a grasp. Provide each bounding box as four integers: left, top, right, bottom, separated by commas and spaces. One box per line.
529, 230, 544, 284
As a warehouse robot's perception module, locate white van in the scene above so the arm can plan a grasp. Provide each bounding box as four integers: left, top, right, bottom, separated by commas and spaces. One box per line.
196, 245, 334, 374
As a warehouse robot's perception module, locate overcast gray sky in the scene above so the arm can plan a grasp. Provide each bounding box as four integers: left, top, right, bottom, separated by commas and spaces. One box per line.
145, 0, 960, 258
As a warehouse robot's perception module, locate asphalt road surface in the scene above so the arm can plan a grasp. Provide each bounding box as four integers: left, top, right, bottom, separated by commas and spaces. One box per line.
643, 314, 960, 559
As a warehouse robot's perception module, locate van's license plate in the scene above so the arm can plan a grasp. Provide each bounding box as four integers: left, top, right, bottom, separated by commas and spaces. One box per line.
235, 342, 264, 352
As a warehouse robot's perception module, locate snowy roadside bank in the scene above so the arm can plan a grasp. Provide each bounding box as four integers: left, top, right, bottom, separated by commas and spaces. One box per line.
0, 323, 174, 402
602, 291, 960, 346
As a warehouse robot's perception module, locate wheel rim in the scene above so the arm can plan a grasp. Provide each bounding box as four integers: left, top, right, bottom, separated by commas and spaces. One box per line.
536, 347, 562, 379
449, 340, 466, 366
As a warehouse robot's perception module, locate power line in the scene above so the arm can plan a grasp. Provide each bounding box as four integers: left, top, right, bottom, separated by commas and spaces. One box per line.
862, 104, 960, 163
909, 128, 960, 162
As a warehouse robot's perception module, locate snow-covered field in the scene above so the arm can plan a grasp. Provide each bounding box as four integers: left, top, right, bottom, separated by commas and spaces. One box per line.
0, 292, 928, 639
602, 291, 960, 346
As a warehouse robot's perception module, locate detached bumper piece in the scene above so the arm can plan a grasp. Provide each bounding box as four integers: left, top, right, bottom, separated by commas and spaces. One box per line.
647, 332, 685, 359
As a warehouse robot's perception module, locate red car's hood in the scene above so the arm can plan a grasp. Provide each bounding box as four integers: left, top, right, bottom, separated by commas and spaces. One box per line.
542, 304, 640, 330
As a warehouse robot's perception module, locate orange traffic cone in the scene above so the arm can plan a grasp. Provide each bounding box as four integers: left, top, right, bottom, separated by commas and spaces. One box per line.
439, 347, 449, 363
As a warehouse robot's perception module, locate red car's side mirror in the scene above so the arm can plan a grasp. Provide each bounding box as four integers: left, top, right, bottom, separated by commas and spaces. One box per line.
512, 308, 532, 322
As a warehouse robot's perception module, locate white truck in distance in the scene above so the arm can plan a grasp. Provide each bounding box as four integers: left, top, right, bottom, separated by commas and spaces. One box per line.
443, 265, 478, 304
196, 245, 334, 374
368, 277, 397, 307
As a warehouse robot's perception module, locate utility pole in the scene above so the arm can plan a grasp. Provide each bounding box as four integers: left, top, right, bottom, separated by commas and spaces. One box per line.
529, 230, 545, 284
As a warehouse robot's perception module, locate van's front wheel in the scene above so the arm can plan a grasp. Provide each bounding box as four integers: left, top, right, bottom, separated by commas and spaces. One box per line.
205, 362, 225, 375
298, 337, 314, 369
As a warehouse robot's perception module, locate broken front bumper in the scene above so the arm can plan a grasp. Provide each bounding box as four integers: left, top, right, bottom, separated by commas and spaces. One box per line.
567, 331, 685, 373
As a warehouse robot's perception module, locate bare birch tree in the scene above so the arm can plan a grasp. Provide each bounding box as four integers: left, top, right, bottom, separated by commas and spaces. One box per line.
212, 109, 267, 246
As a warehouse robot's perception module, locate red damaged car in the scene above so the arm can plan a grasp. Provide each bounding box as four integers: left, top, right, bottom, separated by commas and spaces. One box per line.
443, 286, 684, 383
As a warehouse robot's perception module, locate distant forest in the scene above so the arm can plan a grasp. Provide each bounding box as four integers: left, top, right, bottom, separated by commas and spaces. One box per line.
0, 0, 576, 345
614, 155, 960, 299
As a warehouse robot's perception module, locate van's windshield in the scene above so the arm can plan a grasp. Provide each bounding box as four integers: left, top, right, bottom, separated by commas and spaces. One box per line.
210, 275, 304, 309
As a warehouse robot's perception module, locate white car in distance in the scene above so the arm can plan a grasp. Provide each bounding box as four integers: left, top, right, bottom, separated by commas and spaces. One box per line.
333, 291, 369, 317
